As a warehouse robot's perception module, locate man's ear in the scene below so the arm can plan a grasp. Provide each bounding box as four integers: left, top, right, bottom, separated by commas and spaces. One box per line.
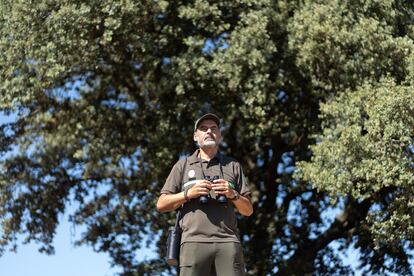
193, 133, 200, 147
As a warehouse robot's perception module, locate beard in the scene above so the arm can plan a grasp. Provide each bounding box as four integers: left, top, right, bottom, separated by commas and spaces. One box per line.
197, 136, 220, 148
202, 140, 217, 148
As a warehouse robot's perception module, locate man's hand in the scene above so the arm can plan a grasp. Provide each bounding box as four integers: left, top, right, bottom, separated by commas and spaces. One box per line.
187, 179, 212, 199
211, 179, 236, 199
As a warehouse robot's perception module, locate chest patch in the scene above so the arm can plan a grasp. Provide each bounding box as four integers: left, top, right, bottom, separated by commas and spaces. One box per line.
188, 169, 196, 178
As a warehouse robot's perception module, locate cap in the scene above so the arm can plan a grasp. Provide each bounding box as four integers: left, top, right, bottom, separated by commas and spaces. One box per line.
194, 113, 220, 132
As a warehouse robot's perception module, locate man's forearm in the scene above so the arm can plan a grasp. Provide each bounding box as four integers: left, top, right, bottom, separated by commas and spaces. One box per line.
156, 192, 187, 212
232, 195, 253, 216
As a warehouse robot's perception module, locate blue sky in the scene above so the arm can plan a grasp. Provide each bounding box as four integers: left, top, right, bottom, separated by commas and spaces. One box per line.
0, 212, 121, 276
0, 113, 135, 276
0, 113, 157, 276
0, 202, 156, 276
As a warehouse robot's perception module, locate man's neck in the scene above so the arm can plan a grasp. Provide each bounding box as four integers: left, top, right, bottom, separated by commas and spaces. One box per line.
199, 147, 218, 161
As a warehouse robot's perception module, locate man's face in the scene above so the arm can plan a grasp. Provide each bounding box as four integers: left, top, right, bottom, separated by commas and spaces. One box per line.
194, 119, 222, 149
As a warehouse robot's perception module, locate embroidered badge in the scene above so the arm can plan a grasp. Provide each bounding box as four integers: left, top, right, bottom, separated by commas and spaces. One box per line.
188, 169, 196, 178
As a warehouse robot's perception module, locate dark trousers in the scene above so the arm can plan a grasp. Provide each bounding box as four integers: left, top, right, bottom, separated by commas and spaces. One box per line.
179, 242, 245, 276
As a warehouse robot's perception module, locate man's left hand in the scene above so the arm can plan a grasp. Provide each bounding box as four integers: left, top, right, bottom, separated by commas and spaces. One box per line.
211, 179, 236, 199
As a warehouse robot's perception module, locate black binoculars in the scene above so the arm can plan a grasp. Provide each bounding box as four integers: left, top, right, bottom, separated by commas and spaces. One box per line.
200, 176, 228, 204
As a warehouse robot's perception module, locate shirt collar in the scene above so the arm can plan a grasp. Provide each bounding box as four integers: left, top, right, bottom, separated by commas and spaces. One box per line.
188, 149, 223, 164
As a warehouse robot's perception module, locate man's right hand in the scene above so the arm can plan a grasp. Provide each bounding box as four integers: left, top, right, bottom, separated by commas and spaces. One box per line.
187, 179, 212, 199
157, 179, 212, 212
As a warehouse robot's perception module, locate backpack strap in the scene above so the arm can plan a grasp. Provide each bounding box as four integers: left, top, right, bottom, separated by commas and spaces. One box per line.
175, 157, 188, 227
180, 158, 187, 192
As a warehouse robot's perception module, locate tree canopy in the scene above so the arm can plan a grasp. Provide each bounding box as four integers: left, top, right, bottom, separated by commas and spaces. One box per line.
0, 0, 413, 275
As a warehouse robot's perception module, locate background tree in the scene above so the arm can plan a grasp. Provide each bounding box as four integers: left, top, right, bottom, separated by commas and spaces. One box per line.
0, 0, 413, 275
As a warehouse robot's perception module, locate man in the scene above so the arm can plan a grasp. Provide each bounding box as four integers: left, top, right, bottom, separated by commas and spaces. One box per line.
157, 113, 253, 276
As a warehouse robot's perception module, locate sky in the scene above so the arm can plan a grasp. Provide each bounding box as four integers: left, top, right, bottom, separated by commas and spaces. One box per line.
0, 211, 122, 276
0, 113, 155, 276
0, 212, 156, 276
0, 204, 157, 276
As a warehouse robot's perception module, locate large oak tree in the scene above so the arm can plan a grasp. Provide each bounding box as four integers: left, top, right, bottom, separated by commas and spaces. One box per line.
1, 0, 413, 275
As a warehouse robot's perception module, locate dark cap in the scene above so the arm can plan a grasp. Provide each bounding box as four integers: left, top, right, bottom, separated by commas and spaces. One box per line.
194, 113, 220, 132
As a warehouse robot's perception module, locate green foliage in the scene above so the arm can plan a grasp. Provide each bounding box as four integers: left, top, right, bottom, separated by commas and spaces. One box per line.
298, 79, 414, 246
0, 0, 413, 275
288, 0, 413, 92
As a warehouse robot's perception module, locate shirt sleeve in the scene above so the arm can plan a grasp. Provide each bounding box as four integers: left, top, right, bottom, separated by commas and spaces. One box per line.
236, 163, 251, 197
160, 159, 185, 194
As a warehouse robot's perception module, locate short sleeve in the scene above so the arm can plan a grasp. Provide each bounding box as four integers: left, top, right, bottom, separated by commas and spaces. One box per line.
160, 159, 185, 194
235, 163, 251, 197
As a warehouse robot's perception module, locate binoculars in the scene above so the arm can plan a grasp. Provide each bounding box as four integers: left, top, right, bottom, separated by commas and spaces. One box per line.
199, 175, 228, 204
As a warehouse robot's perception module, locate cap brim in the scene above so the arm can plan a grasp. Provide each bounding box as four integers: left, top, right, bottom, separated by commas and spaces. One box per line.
194, 113, 220, 131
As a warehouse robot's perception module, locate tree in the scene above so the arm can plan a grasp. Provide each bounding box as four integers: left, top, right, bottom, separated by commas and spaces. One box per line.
0, 0, 413, 275
297, 79, 414, 274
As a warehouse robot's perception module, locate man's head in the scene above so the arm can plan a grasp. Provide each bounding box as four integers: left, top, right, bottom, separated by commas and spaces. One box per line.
193, 113, 222, 149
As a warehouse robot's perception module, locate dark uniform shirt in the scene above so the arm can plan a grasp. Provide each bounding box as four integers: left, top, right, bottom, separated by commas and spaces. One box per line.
161, 149, 251, 244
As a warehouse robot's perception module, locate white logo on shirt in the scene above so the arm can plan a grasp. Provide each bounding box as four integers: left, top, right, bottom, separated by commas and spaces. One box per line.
188, 169, 196, 178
